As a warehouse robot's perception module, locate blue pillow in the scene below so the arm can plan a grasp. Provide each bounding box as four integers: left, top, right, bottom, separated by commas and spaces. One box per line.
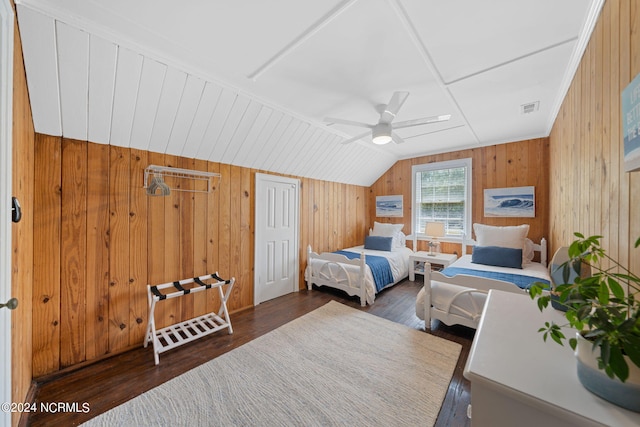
472, 246, 523, 269
364, 235, 393, 251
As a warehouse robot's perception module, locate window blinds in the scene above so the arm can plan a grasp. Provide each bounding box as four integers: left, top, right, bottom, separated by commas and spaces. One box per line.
415, 166, 467, 236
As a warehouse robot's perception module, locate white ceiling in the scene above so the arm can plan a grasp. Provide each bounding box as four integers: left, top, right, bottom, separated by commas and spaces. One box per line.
15, 0, 603, 186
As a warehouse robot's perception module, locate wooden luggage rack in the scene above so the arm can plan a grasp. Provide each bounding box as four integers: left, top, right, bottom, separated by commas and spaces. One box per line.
144, 273, 235, 365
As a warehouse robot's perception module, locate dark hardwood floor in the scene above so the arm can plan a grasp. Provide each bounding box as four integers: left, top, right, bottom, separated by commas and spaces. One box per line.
22, 279, 474, 426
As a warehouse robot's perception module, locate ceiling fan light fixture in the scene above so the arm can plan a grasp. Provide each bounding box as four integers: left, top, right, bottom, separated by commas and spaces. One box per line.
372, 135, 392, 145
372, 123, 392, 145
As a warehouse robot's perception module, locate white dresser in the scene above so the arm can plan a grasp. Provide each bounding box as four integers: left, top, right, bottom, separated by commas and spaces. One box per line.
464, 290, 640, 427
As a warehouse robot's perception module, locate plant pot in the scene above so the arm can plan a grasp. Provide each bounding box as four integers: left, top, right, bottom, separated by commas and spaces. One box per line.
575, 332, 640, 412
550, 292, 568, 312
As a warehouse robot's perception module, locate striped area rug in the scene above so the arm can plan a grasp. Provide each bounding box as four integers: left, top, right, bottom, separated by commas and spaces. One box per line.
83, 301, 461, 427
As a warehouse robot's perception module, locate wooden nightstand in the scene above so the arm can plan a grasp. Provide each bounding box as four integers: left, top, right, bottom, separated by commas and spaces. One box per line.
409, 251, 458, 281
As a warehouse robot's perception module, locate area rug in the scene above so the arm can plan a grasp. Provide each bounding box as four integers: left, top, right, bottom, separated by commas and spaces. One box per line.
82, 301, 462, 427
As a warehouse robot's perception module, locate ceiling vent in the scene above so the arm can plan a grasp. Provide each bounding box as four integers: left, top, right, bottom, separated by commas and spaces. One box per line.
521, 101, 540, 114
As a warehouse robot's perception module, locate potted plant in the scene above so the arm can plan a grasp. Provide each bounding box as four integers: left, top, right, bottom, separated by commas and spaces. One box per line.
529, 233, 640, 412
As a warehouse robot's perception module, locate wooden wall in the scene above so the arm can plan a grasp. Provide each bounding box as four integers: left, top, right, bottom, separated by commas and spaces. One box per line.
548, 0, 640, 275
30, 137, 369, 377
369, 138, 550, 255
11, 0, 35, 424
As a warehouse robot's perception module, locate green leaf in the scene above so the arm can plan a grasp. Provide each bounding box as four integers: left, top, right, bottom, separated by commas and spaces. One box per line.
609, 347, 629, 382
569, 337, 577, 350
623, 335, 640, 368
550, 328, 565, 346
608, 277, 625, 300
598, 282, 610, 305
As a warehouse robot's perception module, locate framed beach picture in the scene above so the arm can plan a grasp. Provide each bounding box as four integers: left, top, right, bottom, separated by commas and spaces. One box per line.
622, 72, 640, 172
376, 195, 403, 217
484, 186, 535, 218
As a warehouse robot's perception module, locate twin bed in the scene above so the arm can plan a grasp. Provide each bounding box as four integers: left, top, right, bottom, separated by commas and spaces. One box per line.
416, 233, 550, 329
306, 222, 551, 331
305, 222, 411, 306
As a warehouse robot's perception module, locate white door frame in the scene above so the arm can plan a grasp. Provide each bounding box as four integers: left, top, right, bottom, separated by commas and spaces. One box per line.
254, 173, 300, 305
0, 0, 14, 424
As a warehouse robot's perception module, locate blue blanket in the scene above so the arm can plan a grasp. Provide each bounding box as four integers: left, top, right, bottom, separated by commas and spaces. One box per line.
334, 251, 394, 292
440, 267, 550, 290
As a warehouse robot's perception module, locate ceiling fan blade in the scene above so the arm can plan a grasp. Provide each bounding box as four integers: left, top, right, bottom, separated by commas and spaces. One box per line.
380, 91, 409, 124
324, 117, 374, 128
391, 132, 405, 144
341, 131, 372, 145
393, 114, 451, 129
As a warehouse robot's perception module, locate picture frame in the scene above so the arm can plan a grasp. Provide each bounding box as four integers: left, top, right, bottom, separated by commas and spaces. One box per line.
484, 186, 535, 218
376, 195, 403, 217
622, 72, 640, 172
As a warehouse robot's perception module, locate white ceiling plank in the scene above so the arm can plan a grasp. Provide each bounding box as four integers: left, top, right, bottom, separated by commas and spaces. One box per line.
340, 144, 379, 183
198, 87, 238, 161
219, 101, 263, 165
304, 134, 341, 178
129, 58, 167, 150
281, 126, 322, 176
286, 127, 322, 177
308, 135, 357, 180
264, 121, 310, 172
237, 108, 281, 168
16, 5, 61, 135
227, 105, 273, 168
181, 82, 223, 158
250, 115, 293, 170
290, 131, 334, 178
164, 74, 205, 156
56, 21, 88, 141
262, 120, 306, 172
109, 47, 143, 147
206, 94, 251, 162
262, 119, 307, 172
148, 67, 187, 153
87, 34, 117, 144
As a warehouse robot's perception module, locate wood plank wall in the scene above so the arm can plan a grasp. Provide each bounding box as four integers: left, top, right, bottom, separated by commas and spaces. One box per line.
30, 137, 369, 377
11, 0, 35, 423
548, 0, 640, 277
368, 138, 550, 256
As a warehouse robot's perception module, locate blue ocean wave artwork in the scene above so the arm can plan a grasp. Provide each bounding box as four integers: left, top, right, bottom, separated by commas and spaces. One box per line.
376, 196, 403, 217
484, 189, 535, 217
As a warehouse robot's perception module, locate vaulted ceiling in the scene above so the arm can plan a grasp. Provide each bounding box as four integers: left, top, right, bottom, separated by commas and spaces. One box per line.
15, 0, 603, 186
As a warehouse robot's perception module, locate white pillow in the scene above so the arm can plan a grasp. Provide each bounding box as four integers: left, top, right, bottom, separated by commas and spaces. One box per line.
371, 221, 404, 237
523, 238, 535, 265
473, 223, 529, 250
371, 222, 405, 248
395, 231, 407, 248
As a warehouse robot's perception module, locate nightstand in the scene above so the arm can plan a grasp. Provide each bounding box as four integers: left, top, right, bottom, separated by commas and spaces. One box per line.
409, 251, 458, 281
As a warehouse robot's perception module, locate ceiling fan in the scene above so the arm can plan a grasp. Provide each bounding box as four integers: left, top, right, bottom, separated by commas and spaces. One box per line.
325, 91, 451, 145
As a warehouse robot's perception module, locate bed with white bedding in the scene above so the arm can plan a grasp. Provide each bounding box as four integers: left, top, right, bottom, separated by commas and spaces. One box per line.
305, 222, 411, 306
416, 224, 551, 329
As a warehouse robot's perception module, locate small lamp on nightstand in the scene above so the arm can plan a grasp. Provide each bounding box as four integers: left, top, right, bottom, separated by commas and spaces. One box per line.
424, 222, 445, 256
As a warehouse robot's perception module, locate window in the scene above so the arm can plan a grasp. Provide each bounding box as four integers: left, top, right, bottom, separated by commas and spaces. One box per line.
412, 158, 472, 241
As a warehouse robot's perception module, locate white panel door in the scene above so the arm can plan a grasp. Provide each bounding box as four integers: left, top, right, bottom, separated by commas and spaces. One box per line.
255, 174, 299, 305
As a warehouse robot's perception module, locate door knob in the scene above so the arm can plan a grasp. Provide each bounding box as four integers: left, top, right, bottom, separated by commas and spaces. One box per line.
0, 298, 18, 310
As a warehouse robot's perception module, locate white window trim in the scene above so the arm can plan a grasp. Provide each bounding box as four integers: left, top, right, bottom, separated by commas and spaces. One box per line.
411, 158, 472, 243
